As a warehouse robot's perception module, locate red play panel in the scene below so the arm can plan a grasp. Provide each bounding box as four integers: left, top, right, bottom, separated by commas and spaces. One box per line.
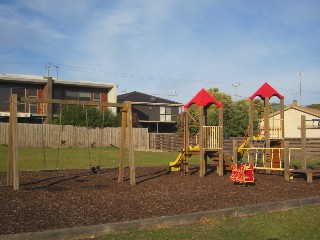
249, 82, 284, 100
184, 88, 223, 109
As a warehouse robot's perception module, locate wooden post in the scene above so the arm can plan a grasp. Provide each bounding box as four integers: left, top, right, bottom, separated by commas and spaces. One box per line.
301, 115, 307, 170
218, 107, 224, 176
264, 97, 270, 150
203, 107, 208, 176
280, 98, 285, 162
118, 104, 127, 182
183, 111, 189, 172
280, 98, 285, 139
248, 99, 254, 165
43, 77, 53, 124
284, 140, 290, 181
264, 97, 270, 173
199, 106, 205, 177
233, 139, 238, 164
7, 94, 19, 190
7, 96, 14, 186
127, 102, 136, 185
249, 99, 253, 140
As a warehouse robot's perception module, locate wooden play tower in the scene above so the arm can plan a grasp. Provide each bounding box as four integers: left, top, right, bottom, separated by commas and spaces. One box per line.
183, 89, 224, 177
248, 82, 285, 170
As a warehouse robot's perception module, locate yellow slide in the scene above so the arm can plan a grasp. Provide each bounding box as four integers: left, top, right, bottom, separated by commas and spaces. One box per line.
168, 145, 200, 172
237, 135, 264, 158
238, 137, 250, 157
168, 151, 184, 172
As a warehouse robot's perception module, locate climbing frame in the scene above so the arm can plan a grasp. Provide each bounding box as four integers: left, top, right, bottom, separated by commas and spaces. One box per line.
184, 89, 224, 177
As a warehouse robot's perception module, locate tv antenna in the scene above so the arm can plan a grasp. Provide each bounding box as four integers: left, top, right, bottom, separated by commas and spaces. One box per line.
168, 90, 177, 96
54, 65, 59, 80
297, 70, 304, 105
45, 62, 51, 77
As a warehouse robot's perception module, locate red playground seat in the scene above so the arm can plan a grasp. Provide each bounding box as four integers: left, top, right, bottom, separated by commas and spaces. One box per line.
230, 163, 255, 185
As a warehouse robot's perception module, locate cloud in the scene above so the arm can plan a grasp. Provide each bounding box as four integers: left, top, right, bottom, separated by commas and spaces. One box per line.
0, 1, 68, 57
0, 0, 319, 105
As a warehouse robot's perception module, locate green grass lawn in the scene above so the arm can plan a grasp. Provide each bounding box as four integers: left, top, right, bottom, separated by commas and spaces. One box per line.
1, 145, 318, 172
290, 158, 320, 169
99, 205, 320, 240
0, 146, 198, 171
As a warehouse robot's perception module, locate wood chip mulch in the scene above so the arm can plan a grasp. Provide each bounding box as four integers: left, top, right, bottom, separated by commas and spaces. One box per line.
1, 166, 320, 235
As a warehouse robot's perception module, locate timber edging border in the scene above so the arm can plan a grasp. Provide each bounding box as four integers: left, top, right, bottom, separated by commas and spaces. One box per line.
1, 195, 320, 240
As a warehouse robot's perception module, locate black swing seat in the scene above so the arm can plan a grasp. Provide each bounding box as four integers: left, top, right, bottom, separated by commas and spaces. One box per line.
91, 165, 101, 174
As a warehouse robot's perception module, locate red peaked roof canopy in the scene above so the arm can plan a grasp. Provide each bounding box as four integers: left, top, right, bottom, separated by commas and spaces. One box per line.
249, 82, 284, 100
184, 88, 223, 109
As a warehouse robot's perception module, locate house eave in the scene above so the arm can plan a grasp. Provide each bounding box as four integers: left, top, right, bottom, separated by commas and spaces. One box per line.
53, 79, 115, 89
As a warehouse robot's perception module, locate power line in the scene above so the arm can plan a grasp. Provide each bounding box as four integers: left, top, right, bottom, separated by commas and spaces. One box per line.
1, 62, 319, 97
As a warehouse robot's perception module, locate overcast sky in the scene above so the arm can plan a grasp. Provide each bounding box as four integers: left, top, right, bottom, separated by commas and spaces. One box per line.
1, 0, 320, 106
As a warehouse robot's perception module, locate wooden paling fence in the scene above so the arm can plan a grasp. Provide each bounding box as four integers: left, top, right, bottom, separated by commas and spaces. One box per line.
1, 123, 319, 155
286, 138, 320, 159
149, 133, 180, 151
148, 133, 320, 157
0, 122, 149, 149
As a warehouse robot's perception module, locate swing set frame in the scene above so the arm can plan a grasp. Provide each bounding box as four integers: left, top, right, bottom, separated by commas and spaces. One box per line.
7, 94, 135, 190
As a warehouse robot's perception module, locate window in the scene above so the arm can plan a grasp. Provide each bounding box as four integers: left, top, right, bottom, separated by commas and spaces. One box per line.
160, 106, 172, 121
53, 89, 63, 99
65, 90, 78, 100
29, 88, 38, 113
94, 92, 100, 102
29, 104, 38, 113
29, 88, 37, 98
0, 87, 10, 111
79, 92, 91, 101
65, 90, 91, 101
12, 87, 26, 112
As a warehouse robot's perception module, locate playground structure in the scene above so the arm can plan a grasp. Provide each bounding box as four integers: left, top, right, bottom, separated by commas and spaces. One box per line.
234, 83, 319, 182
168, 88, 225, 176
239, 82, 285, 171
7, 94, 136, 190
168, 84, 286, 177
169, 82, 319, 183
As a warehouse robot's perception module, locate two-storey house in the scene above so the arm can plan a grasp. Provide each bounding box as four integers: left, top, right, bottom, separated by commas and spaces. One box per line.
117, 91, 182, 133
0, 74, 117, 123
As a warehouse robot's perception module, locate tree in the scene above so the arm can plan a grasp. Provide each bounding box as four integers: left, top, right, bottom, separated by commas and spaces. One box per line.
53, 105, 120, 128
307, 103, 320, 110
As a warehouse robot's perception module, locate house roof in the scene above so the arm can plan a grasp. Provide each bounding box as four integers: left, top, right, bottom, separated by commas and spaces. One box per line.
117, 91, 182, 104
249, 82, 284, 100
270, 103, 320, 118
0, 74, 115, 89
0, 74, 47, 84
184, 88, 223, 109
